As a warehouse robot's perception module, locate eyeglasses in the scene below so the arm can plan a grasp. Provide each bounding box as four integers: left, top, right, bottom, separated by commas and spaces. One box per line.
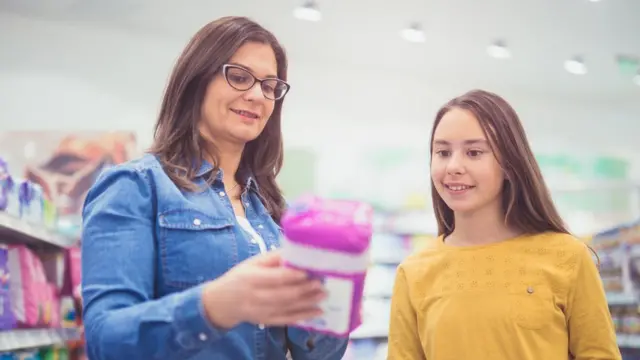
222, 64, 290, 101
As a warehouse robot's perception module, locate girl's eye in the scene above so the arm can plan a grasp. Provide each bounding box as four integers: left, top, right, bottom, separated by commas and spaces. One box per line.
468, 150, 483, 157
435, 150, 451, 157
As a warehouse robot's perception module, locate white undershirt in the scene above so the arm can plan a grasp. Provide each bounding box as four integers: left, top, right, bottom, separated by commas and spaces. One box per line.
236, 216, 270, 331
236, 216, 268, 254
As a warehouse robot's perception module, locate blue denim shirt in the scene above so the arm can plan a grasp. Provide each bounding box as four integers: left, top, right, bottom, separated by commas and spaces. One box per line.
81, 154, 348, 360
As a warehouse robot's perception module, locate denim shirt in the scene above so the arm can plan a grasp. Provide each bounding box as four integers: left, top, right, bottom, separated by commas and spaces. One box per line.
81, 154, 349, 360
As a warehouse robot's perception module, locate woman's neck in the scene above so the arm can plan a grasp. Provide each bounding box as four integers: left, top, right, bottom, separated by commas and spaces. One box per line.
203, 142, 244, 187
448, 201, 521, 246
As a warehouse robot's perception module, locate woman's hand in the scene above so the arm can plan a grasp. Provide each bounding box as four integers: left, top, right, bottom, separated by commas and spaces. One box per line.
201, 251, 326, 329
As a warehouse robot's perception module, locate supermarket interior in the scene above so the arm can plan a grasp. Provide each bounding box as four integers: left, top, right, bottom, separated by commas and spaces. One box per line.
1, 0, 640, 359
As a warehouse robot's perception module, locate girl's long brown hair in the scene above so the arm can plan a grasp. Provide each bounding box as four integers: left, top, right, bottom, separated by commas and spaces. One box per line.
149, 16, 287, 223
429, 89, 569, 237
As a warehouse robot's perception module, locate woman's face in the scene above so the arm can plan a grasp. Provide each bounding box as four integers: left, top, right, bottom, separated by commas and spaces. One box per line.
200, 42, 279, 146
430, 108, 505, 215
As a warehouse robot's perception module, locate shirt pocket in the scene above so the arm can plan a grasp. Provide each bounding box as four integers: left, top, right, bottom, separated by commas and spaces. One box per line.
158, 209, 238, 289
508, 284, 555, 330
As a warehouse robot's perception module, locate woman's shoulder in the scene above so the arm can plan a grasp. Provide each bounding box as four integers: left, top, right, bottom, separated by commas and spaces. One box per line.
93, 154, 168, 187
103, 153, 162, 175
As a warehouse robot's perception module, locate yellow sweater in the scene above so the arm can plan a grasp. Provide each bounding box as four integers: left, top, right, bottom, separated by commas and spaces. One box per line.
387, 232, 621, 360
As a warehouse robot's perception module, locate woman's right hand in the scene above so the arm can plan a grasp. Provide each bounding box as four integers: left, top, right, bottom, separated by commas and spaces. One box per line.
201, 251, 326, 329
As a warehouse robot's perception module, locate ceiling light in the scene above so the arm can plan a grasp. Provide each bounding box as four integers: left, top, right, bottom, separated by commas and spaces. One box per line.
293, 1, 322, 22
564, 56, 587, 75
634, 72, 640, 86
401, 22, 425, 43
487, 40, 511, 59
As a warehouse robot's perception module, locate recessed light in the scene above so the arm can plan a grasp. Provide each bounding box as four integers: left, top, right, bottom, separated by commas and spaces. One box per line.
487, 41, 511, 59
293, 0, 321, 22
564, 57, 587, 75
634, 73, 640, 86
401, 22, 425, 43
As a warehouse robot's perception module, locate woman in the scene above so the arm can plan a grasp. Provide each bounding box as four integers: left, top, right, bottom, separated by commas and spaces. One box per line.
81, 16, 348, 360
387, 90, 620, 360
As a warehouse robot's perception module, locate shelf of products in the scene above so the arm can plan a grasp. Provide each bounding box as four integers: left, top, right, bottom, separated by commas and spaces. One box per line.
0, 158, 85, 359
349, 209, 638, 358
0, 213, 76, 251
0, 328, 80, 352
592, 220, 640, 354
345, 210, 437, 358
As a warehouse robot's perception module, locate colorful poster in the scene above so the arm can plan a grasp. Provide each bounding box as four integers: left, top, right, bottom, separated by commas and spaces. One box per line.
0, 131, 138, 235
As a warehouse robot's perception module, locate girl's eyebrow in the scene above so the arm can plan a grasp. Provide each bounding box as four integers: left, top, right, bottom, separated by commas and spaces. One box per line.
433, 139, 488, 146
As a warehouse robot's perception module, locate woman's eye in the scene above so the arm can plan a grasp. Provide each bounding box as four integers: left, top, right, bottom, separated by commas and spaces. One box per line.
230, 74, 249, 83
468, 150, 483, 157
435, 150, 451, 157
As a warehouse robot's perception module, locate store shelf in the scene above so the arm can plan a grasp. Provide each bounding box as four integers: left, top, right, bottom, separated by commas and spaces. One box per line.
351, 327, 388, 340
0, 328, 81, 352
607, 292, 637, 306
0, 212, 76, 251
618, 334, 640, 349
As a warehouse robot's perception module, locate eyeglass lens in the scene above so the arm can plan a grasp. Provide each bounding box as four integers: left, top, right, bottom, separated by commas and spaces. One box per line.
225, 66, 288, 100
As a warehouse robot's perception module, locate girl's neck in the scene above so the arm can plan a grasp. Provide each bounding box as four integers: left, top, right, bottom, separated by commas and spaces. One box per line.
447, 202, 521, 246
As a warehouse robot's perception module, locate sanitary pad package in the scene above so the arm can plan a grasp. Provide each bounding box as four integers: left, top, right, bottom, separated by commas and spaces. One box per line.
280, 196, 373, 337
7, 245, 52, 327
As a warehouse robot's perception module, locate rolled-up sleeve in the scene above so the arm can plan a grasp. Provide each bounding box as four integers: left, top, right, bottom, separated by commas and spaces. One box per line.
81, 166, 226, 360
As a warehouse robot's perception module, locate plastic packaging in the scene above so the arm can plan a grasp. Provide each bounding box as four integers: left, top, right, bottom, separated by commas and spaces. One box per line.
281, 196, 373, 337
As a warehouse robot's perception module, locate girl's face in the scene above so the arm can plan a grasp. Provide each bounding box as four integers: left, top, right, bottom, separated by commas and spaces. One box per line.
431, 108, 505, 215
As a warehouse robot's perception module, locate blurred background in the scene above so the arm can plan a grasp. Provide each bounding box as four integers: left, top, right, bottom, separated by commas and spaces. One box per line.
0, 0, 639, 359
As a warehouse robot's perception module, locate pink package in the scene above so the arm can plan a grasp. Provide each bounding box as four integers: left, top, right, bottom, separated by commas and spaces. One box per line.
47, 283, 61, 328
280, 195, 373, 337
66, 247, 81, 300
7, 245, 51, 327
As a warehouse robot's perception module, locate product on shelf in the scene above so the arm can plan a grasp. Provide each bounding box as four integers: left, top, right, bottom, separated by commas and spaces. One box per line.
18, 181, 45, 226
0, 345, 70, 360
281, 196, 374, 337
592, 220, 640, 352
7, 245, 59, 328
61, 247, 80, 300
0, 158, 15, 213
40, 345, 69, 360
0, 160, 20, 218
0, 244, 16, 330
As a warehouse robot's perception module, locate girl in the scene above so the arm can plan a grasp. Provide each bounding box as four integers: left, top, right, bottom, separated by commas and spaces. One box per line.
387, 89, 620, 360
81, 16, 347, 360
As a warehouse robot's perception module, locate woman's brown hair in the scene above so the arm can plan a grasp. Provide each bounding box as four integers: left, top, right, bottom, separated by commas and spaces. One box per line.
149, 16, 287, 223
429, 89, 569, 237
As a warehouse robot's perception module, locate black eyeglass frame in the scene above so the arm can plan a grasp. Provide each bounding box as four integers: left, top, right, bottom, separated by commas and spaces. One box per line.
221, 64, 291, 100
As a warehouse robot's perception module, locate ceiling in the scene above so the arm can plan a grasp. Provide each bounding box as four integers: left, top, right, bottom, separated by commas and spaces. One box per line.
1, 0, 639, 100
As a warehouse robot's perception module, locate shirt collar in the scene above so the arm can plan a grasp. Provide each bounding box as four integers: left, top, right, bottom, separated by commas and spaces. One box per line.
194, 160, 259, 191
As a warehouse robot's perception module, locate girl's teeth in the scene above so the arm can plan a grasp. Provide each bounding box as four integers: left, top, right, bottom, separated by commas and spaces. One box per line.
449, 185, 470, 191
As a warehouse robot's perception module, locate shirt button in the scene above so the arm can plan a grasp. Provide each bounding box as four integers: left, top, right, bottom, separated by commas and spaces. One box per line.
219, 191, 226, 197
258, 324, 265, 330
251, 239, 258, 244
193, 218, 201, 226
198, 333, 208, 341
257, 224, 264, 229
